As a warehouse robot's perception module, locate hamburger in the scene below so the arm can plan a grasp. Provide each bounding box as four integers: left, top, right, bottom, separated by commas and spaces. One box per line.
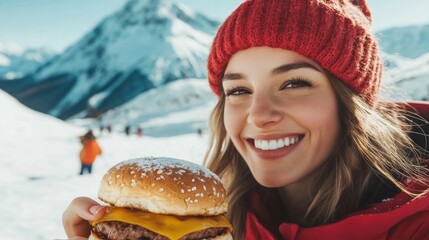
89, 157, 233, 240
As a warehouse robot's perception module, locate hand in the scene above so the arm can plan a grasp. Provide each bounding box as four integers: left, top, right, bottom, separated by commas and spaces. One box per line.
62, 197, 106, 238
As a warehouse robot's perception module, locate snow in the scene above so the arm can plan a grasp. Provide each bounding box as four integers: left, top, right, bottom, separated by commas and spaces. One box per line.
0, 89, 210, 239
0, 53, 11, 66
0, 40, 24, 55
382, 53, 429, 101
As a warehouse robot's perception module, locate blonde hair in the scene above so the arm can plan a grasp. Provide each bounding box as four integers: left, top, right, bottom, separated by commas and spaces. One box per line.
203, 73, 429, 239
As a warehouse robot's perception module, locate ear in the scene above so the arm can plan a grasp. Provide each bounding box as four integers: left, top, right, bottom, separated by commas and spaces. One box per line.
350, 0, 372, 22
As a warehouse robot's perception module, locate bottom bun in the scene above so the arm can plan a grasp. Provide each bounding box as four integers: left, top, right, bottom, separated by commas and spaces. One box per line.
89, 229, 233, 240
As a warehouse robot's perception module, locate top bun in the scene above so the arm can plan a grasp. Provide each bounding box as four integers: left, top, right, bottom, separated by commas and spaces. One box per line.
98, 157, 228, 216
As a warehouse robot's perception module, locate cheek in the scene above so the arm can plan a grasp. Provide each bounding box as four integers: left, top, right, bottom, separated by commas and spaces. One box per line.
303, 98, 340, 150
223, 105, 238, 135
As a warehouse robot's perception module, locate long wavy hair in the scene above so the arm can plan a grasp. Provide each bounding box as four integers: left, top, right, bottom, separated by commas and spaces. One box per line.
203, 72, 429, 239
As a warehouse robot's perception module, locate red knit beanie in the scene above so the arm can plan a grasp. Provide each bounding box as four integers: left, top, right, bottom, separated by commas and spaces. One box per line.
207, 0, 383, 105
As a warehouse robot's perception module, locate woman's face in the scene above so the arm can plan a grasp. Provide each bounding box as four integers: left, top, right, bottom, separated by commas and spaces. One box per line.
222, 47, 340, 188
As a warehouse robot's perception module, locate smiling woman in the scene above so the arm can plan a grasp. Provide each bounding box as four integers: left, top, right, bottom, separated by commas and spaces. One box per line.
222, 47, 340, 189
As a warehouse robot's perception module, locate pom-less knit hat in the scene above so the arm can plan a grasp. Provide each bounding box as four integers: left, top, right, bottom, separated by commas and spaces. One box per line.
207, 0, 383, 105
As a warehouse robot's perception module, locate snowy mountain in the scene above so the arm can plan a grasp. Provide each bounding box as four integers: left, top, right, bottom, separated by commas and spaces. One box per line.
381, 52, 413, 70
383, 53, 429, 101
0, 0, 219, 119
376, 24, 429, 59
0, 41, 55, 80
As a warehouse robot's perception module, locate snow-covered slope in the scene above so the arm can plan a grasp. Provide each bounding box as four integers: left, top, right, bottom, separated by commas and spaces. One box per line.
0, 41, 55, 80
3, 0, 219, 119
0, 89, 82, 183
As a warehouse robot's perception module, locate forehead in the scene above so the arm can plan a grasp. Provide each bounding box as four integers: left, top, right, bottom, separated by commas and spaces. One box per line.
225, 47, 323, 73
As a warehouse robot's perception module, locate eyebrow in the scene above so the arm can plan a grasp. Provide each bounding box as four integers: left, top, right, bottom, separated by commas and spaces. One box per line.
222, 62, 321, 81
271, 62, 321, 75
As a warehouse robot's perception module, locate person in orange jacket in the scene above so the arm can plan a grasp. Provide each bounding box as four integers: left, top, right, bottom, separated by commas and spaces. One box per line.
79, 130, 102, 175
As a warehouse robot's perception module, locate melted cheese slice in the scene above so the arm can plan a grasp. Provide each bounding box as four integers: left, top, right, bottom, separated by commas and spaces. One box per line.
91, 207, 232, 240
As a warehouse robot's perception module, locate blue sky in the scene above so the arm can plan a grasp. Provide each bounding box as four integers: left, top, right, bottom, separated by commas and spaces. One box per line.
0, 0, 429, 52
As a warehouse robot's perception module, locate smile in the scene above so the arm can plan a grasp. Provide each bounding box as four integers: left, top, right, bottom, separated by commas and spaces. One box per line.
254, 136, 302, 150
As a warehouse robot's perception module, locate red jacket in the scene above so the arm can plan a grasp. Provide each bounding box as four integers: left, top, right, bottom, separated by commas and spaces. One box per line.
245, 182, 429, 240
245, 102, 429, 240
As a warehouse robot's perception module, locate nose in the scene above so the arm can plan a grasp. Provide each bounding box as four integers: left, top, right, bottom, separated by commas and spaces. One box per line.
247, 94, 282, 128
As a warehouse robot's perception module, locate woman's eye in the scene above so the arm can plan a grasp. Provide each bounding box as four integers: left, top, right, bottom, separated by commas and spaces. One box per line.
281, 78, 312, 89
224, 87, 250, 96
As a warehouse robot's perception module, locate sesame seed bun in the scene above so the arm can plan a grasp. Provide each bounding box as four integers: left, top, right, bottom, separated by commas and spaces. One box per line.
98, 157, 228, 216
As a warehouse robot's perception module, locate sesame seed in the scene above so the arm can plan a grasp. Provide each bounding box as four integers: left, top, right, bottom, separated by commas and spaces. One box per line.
191, 186, 197, 191
159, 188, 164, 192
181, 189, 185, 193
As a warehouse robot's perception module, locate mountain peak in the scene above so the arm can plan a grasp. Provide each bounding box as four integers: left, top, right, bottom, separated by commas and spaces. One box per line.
120, 0, 195, 22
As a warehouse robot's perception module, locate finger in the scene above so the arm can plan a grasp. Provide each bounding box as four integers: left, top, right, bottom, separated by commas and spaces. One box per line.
62, 197, 106, 238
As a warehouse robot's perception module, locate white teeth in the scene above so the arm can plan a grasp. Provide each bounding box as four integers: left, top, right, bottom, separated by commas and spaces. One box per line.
261, 140, 269, 150
284, 137, 290, 146
268, 140, 277, 150
254, 136, 301, 150
277, 139, 285, 148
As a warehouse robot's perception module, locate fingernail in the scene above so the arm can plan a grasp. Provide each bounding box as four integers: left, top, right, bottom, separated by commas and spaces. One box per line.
89, 205, 101, 215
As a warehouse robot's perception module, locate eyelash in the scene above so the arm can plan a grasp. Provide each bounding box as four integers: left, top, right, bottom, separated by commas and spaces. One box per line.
224, 87, 249, 97
224, 77, 313, 96
281, 77, 313, 89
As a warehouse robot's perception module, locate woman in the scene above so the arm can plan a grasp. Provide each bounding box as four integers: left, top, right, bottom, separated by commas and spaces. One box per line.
63, 0, 429, 239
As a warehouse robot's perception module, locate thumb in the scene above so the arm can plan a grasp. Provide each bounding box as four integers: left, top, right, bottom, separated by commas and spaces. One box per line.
62, 197, 106, 238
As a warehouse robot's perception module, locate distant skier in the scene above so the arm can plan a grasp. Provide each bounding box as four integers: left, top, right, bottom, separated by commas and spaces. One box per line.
79, 130, 102, 175
124, 125, 131, 136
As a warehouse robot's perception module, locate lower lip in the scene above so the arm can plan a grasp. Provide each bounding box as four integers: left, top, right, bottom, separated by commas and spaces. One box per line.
249, 139, 302, 160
